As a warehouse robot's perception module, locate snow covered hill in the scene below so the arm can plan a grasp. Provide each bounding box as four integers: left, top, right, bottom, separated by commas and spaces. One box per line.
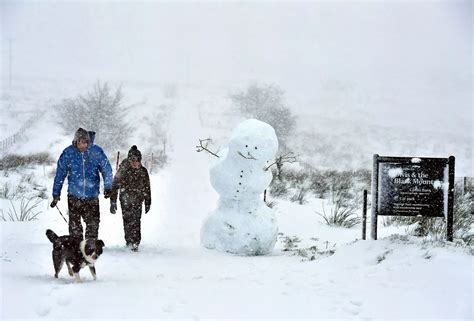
0, 81, 472, 320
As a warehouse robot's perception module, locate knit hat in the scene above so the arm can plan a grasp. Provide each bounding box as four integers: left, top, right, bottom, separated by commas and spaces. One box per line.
128, 145, 142, 162
73, 128, 90, 145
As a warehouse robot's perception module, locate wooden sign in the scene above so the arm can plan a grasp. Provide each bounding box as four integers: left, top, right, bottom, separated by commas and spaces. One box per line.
371, 155, 455, 241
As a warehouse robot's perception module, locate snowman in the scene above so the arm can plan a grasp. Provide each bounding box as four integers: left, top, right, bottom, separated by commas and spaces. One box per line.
201, 119, 279, 255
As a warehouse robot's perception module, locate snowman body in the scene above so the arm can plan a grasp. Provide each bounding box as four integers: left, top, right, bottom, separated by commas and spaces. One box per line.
201, 119, 279, 255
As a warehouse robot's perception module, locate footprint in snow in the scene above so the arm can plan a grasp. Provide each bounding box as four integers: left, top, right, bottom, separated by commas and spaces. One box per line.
162, 304, 175, 313
342, 305, 360, 316
349, 300, 363, 307
35, 305, 51, 317
38, 287, 53, 298
340, 300, 362, 316
56, 296, 71, 306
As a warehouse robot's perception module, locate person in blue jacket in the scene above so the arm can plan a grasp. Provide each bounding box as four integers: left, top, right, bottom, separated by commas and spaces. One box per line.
50, 128, 113, 239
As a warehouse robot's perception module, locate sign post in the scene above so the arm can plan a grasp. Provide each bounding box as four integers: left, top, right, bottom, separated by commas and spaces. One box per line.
362, 189, 367, 240
371, 155, 455, 241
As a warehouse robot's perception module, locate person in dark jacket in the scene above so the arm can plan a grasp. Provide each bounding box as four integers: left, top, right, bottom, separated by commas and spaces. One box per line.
51, 128, 113, 240
110, 145, 151, 252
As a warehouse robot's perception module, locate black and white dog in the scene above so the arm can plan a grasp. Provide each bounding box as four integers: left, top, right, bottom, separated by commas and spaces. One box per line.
46, 229, 105, 283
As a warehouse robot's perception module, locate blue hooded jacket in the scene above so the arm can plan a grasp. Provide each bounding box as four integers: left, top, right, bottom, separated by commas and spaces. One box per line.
52, 131, 113, 199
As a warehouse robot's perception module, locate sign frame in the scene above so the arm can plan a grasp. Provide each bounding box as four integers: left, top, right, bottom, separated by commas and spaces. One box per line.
370, 154, 455, 241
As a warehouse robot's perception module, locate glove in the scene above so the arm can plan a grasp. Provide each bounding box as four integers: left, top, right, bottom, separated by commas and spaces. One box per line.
145, 204, 150, 214
50, 196, 60, 208
104, 189, 112, 199
110, 201, 117, 214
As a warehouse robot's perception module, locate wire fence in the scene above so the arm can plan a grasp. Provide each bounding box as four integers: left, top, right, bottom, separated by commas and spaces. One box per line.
0, 110, 45, 152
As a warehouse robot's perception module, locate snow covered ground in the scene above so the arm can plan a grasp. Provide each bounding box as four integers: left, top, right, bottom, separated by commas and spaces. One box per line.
1, 200, 472, 319
0, 82, 472, 320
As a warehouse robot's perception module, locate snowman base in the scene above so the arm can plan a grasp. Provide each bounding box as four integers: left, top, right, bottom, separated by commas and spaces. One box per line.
201, 201, 278, 256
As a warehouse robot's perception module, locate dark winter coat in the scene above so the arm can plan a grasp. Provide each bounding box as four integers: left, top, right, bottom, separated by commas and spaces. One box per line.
53, 131, 113, 199
111, 159, 151, 208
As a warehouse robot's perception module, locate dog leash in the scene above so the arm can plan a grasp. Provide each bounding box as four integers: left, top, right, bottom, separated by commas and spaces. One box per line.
55, 205, 69, 224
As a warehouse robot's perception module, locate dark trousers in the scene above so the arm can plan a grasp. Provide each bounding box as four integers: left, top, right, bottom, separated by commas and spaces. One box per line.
121, 202, 142, 246
68, 195, 100, 239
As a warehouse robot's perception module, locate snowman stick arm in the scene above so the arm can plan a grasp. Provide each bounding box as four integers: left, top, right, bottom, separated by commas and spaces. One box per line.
264, 161, 278, 171
280, 152, 298, 163
264, 152, 298, 171
196, 138, 220, 158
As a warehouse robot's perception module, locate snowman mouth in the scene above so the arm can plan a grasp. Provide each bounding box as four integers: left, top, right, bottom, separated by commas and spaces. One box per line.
238, 151, 257, 160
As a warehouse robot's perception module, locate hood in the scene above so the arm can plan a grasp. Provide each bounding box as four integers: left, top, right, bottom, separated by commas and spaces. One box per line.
88, 131, 96, 144
72, 128, 96, 148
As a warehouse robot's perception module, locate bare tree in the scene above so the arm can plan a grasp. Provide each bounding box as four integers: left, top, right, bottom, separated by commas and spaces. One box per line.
264, 152, 298, 179
230, 83, 296, 151
54, 81, 133, 152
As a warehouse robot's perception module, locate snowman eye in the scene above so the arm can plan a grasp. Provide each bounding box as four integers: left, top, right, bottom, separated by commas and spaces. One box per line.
255, 147, 258, 150
245, 145, 248, 148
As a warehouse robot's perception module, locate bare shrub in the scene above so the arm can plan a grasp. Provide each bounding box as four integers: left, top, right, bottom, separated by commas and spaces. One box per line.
142, 150, 168, 172
269, 179, 289, 198
452, 192, 474, 244
279, 235, 301, 252
278, 233, 336, 261
286, 166, 368, 203
0, 152, 53, 170
265, 199, 277, 209
0, 181, 12, 199
1, 197, 43, 221
141, 103, 170, 169
416, 190, 473, 245
282, 168, 309, 189
0, 171, 48, 200
308, 170, 330, 198
392, 184, 473, 245
316, 187, 360, 228
290, 186, 309, 205
352, 168, 371, 189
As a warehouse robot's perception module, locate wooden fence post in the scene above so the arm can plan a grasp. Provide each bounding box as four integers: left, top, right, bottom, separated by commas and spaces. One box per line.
371, 154, 379, 240
447, 156, 455, 242
362, 189, 367, 240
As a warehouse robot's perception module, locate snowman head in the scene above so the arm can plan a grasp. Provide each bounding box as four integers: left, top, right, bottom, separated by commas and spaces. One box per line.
228, 119, 278, 165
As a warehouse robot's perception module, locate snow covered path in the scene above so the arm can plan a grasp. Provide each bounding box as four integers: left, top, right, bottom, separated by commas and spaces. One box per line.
155, 90, 217, 248
1, 219, 472, 319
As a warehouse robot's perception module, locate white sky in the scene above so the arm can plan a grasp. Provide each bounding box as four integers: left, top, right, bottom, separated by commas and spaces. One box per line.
1, 0, 472, 133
